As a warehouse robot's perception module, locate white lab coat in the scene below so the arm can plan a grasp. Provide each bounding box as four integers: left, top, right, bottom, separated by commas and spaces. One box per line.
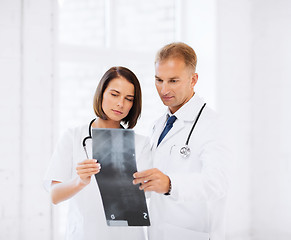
148, 94, 230, 240
44, 121, 151, 240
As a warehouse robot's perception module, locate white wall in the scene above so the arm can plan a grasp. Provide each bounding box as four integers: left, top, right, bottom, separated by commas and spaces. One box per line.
251, 0, 291, 239
216, 1, 253, 239
0, 0, 56, 239
0, 1, 22, 238
216, 0, 291, 239
182, 0, 218, 109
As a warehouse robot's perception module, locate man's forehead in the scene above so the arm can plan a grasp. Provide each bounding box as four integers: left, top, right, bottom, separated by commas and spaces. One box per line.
155, 59, 193, 78
155, 57, 186, 67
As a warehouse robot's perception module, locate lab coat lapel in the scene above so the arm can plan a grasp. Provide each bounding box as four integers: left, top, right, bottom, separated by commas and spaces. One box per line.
157, 118, 184, 147
151, 114, 168, 150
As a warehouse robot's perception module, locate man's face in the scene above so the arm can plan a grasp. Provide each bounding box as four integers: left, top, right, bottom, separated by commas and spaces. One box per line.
155, 58, 198, 113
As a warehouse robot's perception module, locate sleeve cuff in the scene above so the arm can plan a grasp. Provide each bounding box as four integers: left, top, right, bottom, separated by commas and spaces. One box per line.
168, 173, 207, 201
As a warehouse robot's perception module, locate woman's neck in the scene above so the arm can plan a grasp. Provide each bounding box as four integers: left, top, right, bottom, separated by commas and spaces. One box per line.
92, 118, 121, 129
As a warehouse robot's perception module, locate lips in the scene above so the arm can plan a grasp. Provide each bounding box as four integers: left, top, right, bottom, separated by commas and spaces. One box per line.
162, 96, 173, 101
112, 109, 123, 115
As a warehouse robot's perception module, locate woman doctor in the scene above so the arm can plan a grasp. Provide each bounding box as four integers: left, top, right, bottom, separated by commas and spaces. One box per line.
44, 66, 151, 240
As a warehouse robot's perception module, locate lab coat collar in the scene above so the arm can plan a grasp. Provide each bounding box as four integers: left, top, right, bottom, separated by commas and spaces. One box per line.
152, 113, 184, 149
151, 94, 206, 149
168, 94, 206, 122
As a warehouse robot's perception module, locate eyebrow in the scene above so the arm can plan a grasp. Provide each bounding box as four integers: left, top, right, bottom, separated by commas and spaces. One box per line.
109, 89, 134, 98
155, 76, 179, 80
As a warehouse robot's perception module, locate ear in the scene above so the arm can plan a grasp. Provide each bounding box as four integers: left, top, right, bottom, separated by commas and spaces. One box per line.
191, 73, 198, 88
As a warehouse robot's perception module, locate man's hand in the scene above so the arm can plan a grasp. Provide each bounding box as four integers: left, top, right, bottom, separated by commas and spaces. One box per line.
133, 168, 170, 194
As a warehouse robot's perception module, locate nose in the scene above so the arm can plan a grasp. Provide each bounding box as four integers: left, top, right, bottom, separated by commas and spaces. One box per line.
160, 82, 170, 95
117, 98, 124, 108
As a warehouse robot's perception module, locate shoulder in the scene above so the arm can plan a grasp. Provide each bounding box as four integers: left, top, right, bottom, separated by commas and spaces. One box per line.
57, 123, 89, 144
134, 132, 151, 155
204, 106, 226, 126
151, 113, 167, 131
203, 105, 220, 123
134, 132, 152, 170
72, 123, 88, 136
199, 106, 229, 143
135, 133, 150, 146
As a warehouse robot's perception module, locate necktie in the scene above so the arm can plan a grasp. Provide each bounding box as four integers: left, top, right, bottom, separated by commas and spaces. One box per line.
157, 115, 177, 146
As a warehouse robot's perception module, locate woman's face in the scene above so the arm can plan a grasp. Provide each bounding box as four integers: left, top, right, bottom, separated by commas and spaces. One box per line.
102, 77, 134, 122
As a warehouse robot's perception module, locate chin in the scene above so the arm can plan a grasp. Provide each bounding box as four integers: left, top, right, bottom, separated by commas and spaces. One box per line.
161, 100, 171, 106
111, 117, 123, 122
105, 114, 121, 122
163, 102, 175, 108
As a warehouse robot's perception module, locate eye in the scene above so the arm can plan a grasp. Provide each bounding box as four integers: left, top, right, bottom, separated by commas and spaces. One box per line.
111, 93, 118, 97
169, 79, 178, 83
155, 78, 163, 83
126, 97, 134, 102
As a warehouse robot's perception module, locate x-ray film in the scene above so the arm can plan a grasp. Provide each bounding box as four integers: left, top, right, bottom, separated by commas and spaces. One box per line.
92, 128, 150, 226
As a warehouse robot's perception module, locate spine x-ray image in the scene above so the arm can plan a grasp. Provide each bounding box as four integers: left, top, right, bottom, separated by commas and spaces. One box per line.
92, 128, 150, 226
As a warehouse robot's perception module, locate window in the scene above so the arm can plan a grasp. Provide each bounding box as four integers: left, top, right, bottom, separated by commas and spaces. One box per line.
58, 0, 176, 136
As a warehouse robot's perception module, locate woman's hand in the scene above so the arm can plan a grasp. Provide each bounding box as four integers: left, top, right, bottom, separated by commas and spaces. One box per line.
50, 159, 101, 204
76, 159, 101, 186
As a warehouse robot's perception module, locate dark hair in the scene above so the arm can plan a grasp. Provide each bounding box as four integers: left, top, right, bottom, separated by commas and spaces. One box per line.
155, 42, 197, 72
93, 66, 142, 129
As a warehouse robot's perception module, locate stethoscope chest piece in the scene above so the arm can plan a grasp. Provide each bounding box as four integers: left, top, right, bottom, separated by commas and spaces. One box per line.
180, 145, 191, 158
178, 103, 206, 159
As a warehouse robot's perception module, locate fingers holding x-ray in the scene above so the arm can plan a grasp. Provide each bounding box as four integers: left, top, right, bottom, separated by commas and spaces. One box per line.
76, 159, 101, 185
133, 168, 170, 194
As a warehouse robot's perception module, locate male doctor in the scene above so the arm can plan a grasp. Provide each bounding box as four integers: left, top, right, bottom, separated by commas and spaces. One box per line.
133, 42, 229, 240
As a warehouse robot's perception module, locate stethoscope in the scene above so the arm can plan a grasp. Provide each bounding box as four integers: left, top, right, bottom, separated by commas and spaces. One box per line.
82, 118, 96, 159
83, 103, 206, 159
179, 103, 206, 158
82, 118, 124, 159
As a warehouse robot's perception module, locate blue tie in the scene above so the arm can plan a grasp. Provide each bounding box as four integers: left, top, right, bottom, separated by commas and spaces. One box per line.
157, 115, 177, 146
